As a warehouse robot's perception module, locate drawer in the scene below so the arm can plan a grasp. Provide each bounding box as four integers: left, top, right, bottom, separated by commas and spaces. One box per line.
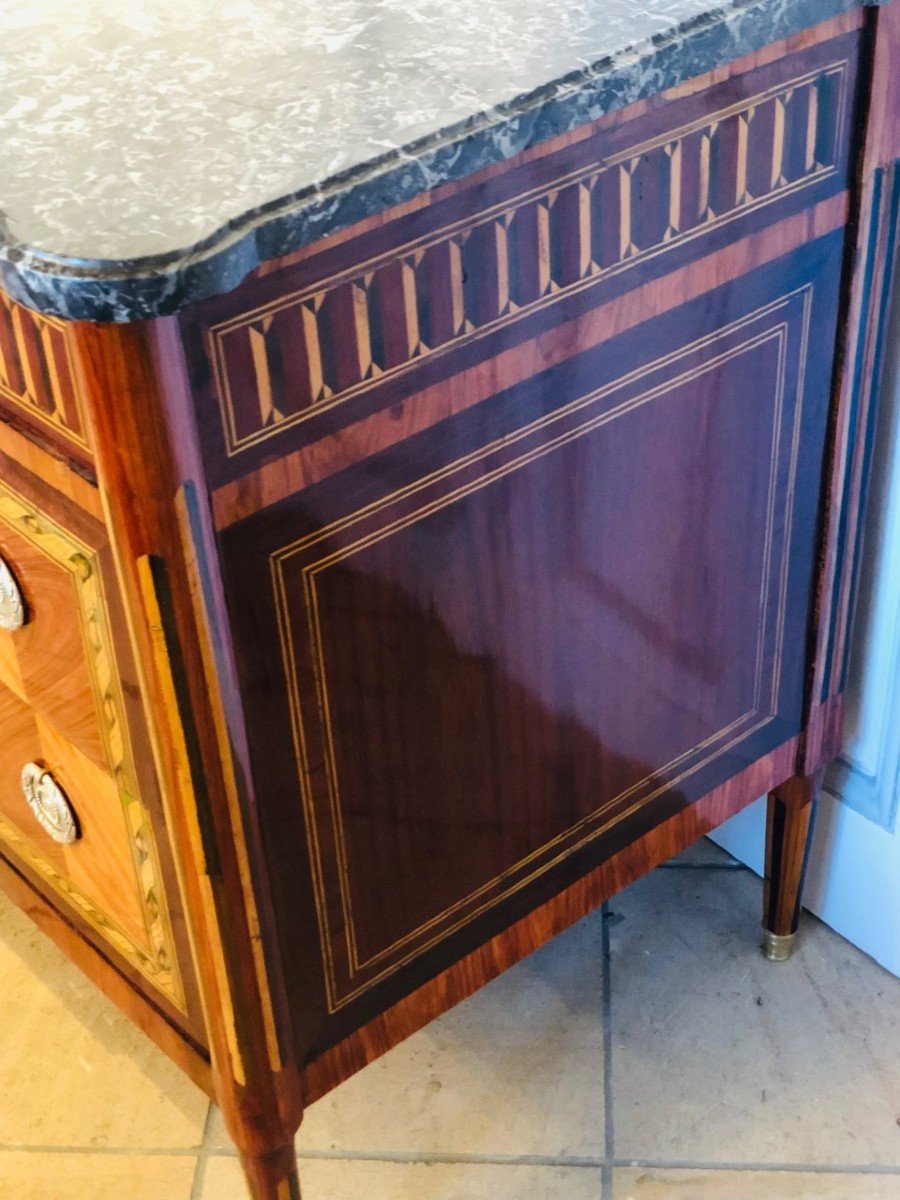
0, 437, 201, 1032
0, 293, 93, 470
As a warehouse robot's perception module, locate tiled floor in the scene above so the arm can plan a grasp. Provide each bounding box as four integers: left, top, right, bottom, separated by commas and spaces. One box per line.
1, 841, 898, 1199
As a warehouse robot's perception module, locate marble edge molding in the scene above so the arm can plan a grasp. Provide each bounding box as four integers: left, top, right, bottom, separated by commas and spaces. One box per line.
0, 0, 884, 324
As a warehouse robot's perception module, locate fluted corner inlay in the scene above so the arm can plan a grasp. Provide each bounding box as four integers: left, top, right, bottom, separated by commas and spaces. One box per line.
207, 57, 848, 457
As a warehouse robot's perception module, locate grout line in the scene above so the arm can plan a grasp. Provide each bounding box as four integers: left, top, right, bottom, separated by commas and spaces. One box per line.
601, 899, 615, 1200
204, 1143, 900, 1176
295, 1150, 607, 1167
189, 1103, 217, 1200
3, 1139, 896, 1177
0, 1144, 202, 1157
203, 1144, 611, 1166
614, 1159, 900, 1175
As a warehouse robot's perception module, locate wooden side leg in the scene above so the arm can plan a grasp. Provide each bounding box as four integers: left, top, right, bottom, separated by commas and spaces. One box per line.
237, 1139, 302, 1200
763, 770, 822, 961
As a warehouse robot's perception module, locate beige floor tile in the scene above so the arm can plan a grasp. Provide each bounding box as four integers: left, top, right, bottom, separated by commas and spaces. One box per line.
614, 1168, 900, 1198
0, 1151, 197, 1200
202, 1155, 601, 1200
0, 892, 209, 1148
212, 913, 606, 1157
609, 868, 900, 1164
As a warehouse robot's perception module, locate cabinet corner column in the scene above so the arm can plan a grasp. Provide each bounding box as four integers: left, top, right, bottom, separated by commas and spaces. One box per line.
69, 315, 303, 1197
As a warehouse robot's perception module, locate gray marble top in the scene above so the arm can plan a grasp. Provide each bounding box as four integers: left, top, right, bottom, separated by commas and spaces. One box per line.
0, 0, 882, 320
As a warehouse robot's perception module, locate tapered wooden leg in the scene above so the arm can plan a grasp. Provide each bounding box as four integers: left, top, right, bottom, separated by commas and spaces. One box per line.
763, 770, 822, 961
237, 1139, 302, 1200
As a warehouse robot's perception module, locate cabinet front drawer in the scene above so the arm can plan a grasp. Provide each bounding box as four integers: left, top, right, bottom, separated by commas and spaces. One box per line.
0, 455, 197, 1028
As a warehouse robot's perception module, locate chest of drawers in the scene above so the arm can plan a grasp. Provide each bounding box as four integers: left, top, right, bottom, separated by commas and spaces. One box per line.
0, 4, 898, 1197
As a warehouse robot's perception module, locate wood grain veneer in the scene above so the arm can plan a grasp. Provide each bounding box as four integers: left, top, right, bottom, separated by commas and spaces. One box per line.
217, 232, 841, 1045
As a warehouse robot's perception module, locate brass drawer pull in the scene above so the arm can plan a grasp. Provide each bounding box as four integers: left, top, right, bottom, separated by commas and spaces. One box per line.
0, 555, 25, 631
21, 763, 80, 845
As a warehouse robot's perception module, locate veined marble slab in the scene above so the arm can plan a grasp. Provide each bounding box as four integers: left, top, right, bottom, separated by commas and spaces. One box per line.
0, 0, 884, 320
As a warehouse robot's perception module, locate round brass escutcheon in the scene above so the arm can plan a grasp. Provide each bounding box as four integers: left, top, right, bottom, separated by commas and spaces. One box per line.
0, 556, 26, 631
21, 763, 80, 845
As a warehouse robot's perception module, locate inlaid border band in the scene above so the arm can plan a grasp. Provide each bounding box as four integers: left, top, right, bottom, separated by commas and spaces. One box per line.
208, 62, 844, 459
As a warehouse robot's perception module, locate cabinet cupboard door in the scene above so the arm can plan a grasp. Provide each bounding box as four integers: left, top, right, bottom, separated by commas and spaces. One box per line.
218, 230, 844, 1042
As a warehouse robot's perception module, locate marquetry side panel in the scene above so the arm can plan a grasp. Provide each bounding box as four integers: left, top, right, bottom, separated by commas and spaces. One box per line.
217, 231, 845, 1040
0, 293, 91, 464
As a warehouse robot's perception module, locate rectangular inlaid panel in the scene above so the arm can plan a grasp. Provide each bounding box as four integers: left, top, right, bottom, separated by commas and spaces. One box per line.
0, 462, 201, 1033
181, 26, 860, 496
218, 235, 844, 1047
0, 294, 91, 468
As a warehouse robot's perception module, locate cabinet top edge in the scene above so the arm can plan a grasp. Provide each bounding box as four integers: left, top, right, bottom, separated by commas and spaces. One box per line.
0, 0, 881, 324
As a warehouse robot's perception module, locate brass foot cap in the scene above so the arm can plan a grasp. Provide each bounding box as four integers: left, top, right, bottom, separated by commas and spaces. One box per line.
763, 930, 796, 962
